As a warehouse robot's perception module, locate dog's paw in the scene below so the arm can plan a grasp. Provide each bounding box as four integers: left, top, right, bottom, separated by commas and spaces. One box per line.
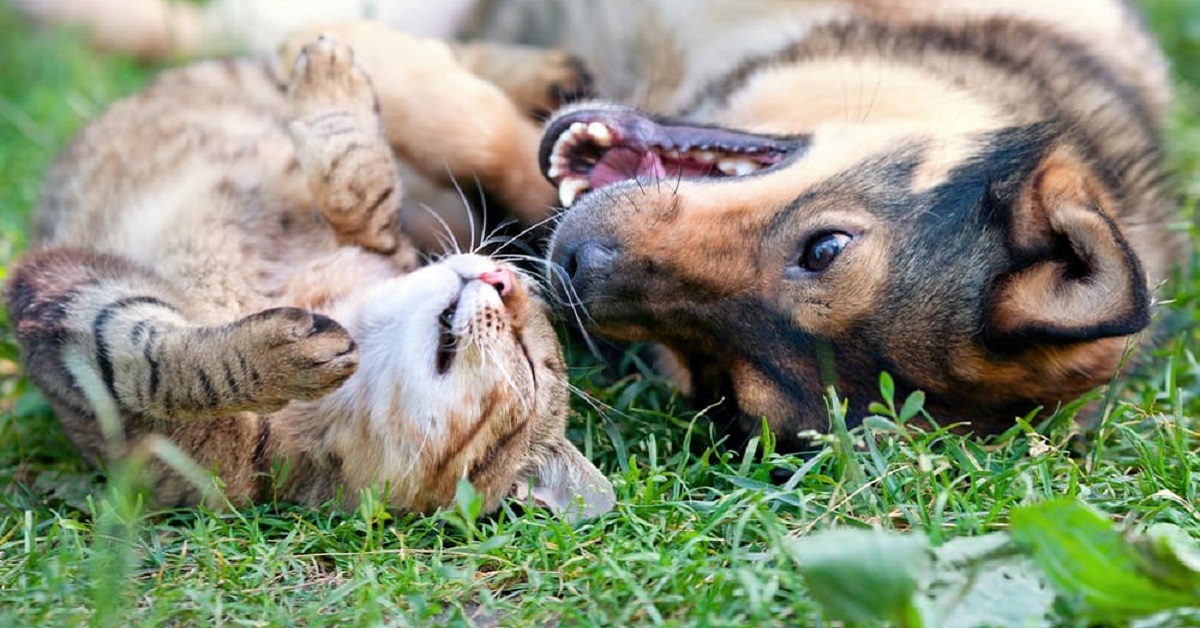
494, 48, 594, 120
288, 35, 377, 117
454, 43, 595, 120
534, 50, 594, 119
232, 307, 359, 406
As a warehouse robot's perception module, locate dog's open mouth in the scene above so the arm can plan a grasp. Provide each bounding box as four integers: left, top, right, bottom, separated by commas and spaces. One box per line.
540, 109, 801, 207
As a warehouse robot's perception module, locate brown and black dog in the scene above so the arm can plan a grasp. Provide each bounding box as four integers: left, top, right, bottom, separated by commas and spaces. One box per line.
499, 0, 1191, 449
16, 0, 1194, 451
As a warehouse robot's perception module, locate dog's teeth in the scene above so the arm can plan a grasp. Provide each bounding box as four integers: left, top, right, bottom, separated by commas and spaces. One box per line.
551, 135, 574, 166
663, 148, 681, 160
717, 157, 760, 176
569, 121, 587, 137
586, 122, 612, 146
558, 177, 590, 207
547, 153, 570, 179
693, 150, 716, 163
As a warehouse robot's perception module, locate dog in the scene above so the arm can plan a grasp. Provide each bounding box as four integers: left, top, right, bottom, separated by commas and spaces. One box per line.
487, 0, 1191, 449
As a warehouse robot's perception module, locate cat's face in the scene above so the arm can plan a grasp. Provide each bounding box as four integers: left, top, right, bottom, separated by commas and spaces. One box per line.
335, 254, 614, 519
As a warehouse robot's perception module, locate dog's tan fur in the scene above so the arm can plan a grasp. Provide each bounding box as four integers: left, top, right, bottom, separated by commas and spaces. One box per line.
6, 35, 613, 517
13, 1, 1193, 449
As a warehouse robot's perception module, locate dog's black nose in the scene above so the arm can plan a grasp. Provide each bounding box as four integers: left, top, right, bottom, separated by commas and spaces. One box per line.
563, 238, 618, 283
552, 237, 620, 301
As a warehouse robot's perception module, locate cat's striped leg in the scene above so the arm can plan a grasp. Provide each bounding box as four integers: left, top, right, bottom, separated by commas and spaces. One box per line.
6, 248, 358, 428
279, 22, 558, 226
287, 36, 405, 256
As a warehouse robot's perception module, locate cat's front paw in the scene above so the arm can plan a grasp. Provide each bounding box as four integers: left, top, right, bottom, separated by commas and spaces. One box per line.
232, 307, 359, 408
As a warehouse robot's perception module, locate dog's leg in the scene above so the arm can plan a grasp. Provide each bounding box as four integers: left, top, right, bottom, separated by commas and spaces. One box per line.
449, 42, 593, 120
14, 0, 206, 59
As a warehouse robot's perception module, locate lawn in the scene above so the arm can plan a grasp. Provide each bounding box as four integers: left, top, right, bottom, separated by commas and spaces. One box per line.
0, 2, 1197, 626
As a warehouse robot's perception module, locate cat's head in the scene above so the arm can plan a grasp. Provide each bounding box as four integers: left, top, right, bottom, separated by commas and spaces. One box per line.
336, 254, 614, 520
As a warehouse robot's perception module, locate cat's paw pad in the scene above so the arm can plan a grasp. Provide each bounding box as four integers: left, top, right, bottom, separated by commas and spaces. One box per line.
288, 35, 377, 116
237, 307, 359, 403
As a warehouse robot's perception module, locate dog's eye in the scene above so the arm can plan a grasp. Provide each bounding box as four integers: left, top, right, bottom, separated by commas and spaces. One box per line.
799, 232, 852, 272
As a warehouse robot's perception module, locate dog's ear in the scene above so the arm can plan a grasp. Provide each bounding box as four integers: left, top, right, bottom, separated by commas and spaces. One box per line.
985, 145, 1149, 346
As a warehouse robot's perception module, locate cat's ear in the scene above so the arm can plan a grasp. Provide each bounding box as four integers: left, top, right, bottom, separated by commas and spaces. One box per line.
512, 437, 615, 521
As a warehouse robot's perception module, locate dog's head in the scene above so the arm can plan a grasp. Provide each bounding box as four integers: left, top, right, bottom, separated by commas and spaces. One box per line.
539, 39, 1155, 448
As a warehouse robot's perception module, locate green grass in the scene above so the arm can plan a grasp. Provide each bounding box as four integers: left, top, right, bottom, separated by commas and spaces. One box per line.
1, 2, 1198, 626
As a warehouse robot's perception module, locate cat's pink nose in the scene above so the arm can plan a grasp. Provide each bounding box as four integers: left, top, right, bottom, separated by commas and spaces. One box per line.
478, 267, 514, 297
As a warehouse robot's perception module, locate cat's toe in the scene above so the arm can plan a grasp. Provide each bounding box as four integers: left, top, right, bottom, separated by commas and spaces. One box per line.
236, 307, 360, 403
289, 35, 377, 116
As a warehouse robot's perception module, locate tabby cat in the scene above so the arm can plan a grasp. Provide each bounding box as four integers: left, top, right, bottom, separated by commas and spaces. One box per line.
5, 35, 614, 518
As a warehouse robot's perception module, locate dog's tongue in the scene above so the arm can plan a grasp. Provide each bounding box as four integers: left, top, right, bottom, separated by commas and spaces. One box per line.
591, 147, 668, 187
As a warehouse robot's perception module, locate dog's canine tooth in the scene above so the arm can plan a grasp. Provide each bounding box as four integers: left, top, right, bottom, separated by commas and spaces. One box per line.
558, 177, 589, 207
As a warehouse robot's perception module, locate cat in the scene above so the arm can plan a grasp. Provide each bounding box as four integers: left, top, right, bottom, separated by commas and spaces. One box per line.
5, 34, 614, 518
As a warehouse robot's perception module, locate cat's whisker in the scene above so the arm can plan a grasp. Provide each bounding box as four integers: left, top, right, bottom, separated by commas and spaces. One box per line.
488, 343, 532, 414
443, 170, 479, 253
418, 203, 463, 257
472, 173, 489, 255
483, 211, 564, 257
564, 380, 631, 424
474, 216, 523, 255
